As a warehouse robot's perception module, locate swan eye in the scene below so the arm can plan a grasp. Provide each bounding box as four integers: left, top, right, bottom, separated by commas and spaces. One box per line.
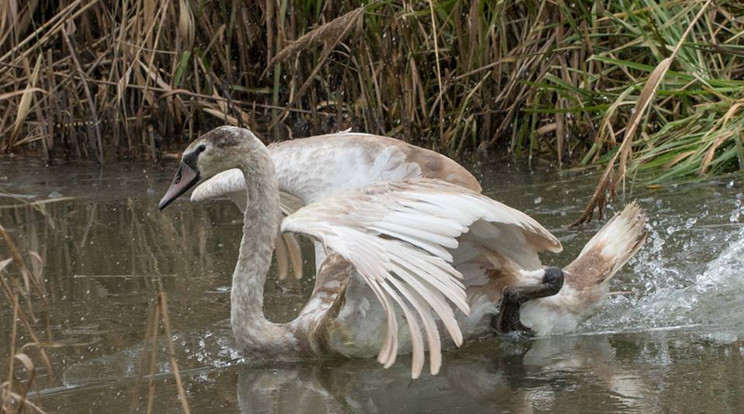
183, 144, 207, 170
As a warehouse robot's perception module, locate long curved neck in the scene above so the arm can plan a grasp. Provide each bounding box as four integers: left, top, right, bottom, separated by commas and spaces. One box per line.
230, 152, 296, 353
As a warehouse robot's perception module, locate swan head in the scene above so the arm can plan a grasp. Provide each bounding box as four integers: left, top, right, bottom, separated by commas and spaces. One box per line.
158, 126, 265, 210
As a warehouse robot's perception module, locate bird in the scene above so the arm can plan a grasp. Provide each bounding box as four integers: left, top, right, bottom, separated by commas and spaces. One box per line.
158, 126, 648, 378
187, 129, 483, 281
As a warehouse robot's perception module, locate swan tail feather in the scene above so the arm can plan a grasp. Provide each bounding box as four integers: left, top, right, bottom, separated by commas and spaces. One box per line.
564, 201, 648, 289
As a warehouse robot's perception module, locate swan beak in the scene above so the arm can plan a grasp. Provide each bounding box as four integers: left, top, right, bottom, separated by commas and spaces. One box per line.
158, 162, 200, 210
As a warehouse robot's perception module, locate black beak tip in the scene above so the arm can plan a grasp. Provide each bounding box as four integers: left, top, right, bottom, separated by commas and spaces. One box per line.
158, 162, 200, 212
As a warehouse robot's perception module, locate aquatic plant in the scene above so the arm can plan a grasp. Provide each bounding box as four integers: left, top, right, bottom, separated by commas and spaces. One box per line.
0, 1, 742, 196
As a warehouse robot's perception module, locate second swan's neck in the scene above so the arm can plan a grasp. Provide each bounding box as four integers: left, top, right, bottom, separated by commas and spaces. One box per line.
230, 155, 298, 354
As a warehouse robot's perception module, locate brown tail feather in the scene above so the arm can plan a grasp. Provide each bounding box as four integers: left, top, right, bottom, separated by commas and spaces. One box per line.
564, 201, 648, 290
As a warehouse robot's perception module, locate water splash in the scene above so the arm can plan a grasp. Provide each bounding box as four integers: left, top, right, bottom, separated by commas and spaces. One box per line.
62, 323, 242, 388
584, 211, 744, 332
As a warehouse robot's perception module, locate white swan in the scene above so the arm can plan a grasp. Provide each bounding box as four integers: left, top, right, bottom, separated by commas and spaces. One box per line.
158, 126, 648, 378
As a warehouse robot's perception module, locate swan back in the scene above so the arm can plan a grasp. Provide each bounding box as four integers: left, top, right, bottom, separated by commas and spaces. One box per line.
269, 132, 481, 203
191, 131, 481, 206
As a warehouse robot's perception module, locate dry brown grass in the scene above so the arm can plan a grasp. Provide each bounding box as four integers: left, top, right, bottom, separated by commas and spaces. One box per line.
1, 1, 743, 219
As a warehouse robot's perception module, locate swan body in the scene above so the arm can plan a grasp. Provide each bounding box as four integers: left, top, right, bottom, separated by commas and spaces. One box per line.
159, 126, 648, 378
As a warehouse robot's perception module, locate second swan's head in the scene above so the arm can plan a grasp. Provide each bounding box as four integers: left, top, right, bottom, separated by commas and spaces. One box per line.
158, 126, 267, 210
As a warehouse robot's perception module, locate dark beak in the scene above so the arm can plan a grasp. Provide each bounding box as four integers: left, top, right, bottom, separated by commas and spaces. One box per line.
158, 162, 200, 210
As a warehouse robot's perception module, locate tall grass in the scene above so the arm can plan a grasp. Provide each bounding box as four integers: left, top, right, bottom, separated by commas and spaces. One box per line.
0, 1, 742, 186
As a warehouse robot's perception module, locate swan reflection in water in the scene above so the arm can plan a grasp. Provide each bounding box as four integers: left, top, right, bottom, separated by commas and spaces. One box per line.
59, 323, 741, 413
235, 334, 654, 413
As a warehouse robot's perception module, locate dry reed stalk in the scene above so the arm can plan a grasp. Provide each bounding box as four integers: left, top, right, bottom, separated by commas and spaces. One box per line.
8, 55, 42, 150
61, 27, 103, 164
158, 291, 191, 414
267, 6, 364, 127
132, 288, 191, 414
0, 224, 50, 414
146, 297, 161, 414
571, 0, 714, 226
426, 0, 445, 146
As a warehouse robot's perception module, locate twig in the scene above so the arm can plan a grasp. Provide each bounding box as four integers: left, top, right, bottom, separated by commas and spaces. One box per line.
146, 299, 161, 414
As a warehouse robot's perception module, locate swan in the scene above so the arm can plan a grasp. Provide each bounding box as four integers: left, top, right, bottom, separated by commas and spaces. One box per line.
188, 130, 482, 280
158, 126, 648, 378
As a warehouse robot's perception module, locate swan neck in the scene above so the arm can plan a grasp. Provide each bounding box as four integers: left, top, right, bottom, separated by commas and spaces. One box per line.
230, 156, 285, 350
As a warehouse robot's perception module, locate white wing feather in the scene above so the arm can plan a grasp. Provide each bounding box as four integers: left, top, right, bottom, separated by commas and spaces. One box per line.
191, 168, 244, 204
281, 179, 561, 377
190, 168, 304, 216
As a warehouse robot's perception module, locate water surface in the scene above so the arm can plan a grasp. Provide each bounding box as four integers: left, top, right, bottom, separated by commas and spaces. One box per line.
1, 158, 743, 413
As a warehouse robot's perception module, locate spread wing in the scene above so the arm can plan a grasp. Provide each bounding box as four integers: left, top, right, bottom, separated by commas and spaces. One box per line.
281, 179, 561, 378
191, 168, 245, 206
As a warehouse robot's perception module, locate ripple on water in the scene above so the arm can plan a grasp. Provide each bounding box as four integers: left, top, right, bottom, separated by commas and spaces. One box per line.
62, 323, 242, 388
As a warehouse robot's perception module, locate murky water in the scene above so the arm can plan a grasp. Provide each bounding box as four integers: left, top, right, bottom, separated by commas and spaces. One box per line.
1, 158, 743, 413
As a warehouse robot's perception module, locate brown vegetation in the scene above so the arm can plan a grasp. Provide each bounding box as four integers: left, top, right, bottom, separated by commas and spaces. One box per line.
0, 1, 743, 215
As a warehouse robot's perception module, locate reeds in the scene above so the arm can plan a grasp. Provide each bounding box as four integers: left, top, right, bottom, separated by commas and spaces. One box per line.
0, 1, 742, 184
0, 224, 50, 414
131, 289, 191, 414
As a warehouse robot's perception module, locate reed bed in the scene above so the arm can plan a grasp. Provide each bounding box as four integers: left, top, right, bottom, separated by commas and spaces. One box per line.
0, 1, 743, 191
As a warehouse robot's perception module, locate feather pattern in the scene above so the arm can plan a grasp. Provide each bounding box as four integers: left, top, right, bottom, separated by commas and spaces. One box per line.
281, 178, 561, 377
191, 131, 480, 207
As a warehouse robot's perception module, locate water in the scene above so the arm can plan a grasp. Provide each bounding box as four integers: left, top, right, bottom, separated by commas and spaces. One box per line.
1, 158, 743, 413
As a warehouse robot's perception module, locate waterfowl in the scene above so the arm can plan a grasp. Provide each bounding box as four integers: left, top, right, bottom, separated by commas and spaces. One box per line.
159, 126, 648, 378
189, 130, 482, 280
